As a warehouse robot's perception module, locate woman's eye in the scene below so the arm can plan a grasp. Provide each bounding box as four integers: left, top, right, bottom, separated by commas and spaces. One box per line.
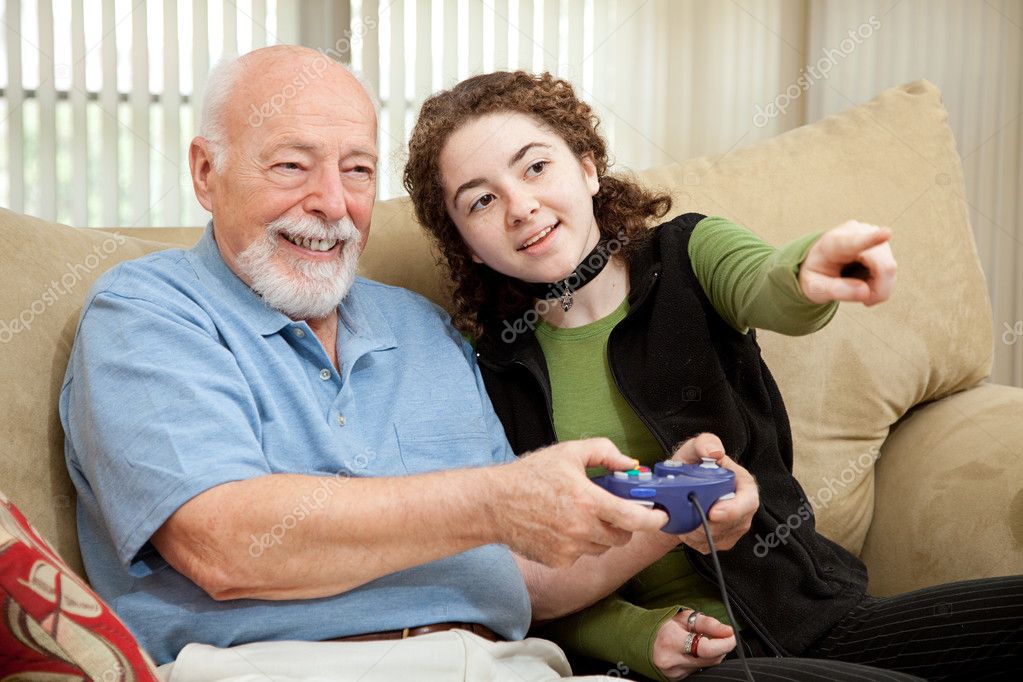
526, 160, 548, 177
470, 194, 495, 213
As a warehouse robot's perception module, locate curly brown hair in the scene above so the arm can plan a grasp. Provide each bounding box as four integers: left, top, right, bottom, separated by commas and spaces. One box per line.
403, 71, 671, 338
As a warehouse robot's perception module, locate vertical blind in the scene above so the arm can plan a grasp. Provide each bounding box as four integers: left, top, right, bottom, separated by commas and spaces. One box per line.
1, 0, 294, 229
0, 0, 687, 226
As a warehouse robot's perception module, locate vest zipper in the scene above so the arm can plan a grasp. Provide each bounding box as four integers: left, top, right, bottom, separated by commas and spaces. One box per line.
510, 359, 557, 442
688, 551, 786, 658
606, 271, 786, 658
605, 271, 674, 456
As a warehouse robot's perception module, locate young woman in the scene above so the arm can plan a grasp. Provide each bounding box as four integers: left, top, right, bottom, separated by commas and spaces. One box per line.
403, 71, 1022, 682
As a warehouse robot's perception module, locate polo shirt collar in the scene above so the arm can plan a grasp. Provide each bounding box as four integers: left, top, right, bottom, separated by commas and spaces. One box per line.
187, 222, 293, 336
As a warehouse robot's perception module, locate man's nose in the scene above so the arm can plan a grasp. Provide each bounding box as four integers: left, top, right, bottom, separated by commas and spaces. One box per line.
303, 166, 349, 223
505, 186, 539, 227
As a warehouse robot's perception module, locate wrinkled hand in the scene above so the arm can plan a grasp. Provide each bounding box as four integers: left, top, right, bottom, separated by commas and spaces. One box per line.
799, 220, 897, 307
669, 433, 758, 554
652, 609, 736, 680
490, 438, 670, 568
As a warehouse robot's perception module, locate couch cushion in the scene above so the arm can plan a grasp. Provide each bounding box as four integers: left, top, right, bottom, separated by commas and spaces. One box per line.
639, 80, 990, 553
0, 209, 178, 577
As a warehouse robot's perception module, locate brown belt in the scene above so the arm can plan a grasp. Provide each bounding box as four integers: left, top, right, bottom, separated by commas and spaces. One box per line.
328, 622, 504, 643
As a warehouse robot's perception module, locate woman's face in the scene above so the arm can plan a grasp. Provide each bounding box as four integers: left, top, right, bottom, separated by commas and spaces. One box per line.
438, 111, 601, 284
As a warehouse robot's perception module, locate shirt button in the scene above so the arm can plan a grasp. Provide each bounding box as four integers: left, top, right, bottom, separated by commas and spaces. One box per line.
293, 328, 306, 338
337, 414, 346, 427
319, 368, 331, 380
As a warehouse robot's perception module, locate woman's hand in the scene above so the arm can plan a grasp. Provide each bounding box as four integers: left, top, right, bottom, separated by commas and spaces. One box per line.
799, 220, 897, 306
652, 609, 736, 680
669, 433, 758, 554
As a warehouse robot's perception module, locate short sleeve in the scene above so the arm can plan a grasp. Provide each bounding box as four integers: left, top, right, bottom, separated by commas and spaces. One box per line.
62, 288, 271, 571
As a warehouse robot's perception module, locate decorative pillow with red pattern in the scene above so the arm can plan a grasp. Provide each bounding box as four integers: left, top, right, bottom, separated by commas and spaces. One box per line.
0, 491, 159, 681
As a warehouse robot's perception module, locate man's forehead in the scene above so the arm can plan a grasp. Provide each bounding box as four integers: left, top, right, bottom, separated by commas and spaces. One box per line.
227, 52, 377, 145
260, 132, 378, 161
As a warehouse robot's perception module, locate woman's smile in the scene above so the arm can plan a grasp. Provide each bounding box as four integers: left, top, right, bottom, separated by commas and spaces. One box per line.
517, 222, 561, 253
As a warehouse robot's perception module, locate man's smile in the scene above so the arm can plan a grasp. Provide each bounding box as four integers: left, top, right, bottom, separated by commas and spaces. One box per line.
279, 232, 341, 254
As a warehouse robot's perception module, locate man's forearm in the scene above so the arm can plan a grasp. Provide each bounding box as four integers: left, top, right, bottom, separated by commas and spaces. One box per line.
516, 531, 680, 622
153, 467, 506, 601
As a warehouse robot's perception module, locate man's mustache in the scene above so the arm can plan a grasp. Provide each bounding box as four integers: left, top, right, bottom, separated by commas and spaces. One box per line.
265, 216, 359, 243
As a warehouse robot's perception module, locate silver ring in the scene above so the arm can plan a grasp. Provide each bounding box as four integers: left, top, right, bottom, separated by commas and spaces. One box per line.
683, 632, 696, 656
687, 610, 702, 630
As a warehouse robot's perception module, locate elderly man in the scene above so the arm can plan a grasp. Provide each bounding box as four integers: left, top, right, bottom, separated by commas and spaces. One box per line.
60, 45, 759, 679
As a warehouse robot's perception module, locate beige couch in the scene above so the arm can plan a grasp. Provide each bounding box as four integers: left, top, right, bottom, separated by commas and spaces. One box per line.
1, 80, 1021, 607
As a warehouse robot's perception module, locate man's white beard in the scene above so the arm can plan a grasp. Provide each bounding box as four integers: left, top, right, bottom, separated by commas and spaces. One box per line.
236, 214, 361, 320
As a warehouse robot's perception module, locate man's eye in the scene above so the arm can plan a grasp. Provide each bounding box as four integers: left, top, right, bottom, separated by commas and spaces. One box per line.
526, 160, 548, 177
275, 162, 302, 171
470, 194, 495, 213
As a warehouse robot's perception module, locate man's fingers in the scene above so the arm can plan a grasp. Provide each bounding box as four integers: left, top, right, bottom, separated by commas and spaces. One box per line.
573, 438, 639, 472
599, 521, 635, 548
595, 491, 668, 532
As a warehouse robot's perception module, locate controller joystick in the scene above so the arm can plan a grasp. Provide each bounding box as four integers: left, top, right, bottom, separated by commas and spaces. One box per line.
593, 458, 736, 533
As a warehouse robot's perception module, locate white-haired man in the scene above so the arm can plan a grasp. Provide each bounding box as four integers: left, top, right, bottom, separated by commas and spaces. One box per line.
61, 45, 765, 679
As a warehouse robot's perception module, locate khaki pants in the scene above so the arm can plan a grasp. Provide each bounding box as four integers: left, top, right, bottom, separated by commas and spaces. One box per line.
157, 630, 625, 681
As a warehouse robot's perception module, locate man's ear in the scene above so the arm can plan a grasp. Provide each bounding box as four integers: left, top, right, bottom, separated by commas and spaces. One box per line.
580, 152, 599, 196
189, 137, 217, 212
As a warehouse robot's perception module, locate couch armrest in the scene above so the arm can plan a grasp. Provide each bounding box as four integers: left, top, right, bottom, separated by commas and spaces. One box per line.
861, 382, 1023, 596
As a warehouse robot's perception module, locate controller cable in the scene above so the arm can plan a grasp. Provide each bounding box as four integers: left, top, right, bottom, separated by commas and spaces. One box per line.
689, 492, 756, 682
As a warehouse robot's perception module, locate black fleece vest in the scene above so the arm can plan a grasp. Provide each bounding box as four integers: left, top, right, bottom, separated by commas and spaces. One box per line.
476, 213, 868, 655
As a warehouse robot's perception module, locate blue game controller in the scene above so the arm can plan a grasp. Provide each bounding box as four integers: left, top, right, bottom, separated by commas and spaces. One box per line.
593, 458, 737, 533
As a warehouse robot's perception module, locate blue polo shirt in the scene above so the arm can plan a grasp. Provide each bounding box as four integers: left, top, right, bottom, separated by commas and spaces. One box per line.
59, 224, 530, 664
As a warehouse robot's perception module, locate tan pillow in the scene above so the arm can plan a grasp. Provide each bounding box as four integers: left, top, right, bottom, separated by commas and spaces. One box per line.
637, 80, 991, 553
0, 209, 178, 577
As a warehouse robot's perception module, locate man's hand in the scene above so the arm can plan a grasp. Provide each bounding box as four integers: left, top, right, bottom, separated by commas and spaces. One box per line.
799, 220, 897, 306
488, 438, 669, 568
669, 433, 758, 554
652, 609, 735, 680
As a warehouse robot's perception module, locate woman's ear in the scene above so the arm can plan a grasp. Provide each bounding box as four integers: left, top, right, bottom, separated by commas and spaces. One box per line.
470, 252, 484, 264
580, 152, 600, 197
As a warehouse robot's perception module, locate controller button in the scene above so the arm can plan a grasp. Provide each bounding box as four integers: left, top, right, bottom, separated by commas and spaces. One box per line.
613, 471, 629, 480
638, 471, 653, 481
629, 488, 657, 499
718, 492, 736, 500
700, 457, 719, 468
661, 460, 684, 468
627, 470, 640, 477
666, 474, 676, 479
638, 466, 650, 472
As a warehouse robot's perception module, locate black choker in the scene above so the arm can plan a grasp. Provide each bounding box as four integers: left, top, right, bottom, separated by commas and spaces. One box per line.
528, 240, 614, 312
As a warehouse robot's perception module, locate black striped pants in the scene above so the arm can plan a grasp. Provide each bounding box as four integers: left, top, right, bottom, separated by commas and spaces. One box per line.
687, 575, 1023, 681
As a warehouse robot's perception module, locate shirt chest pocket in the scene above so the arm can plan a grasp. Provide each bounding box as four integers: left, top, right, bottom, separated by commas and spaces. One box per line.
395, 417, 494, 475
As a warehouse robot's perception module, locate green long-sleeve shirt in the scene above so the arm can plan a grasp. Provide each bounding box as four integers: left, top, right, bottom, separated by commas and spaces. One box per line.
529, 216, 835, 681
